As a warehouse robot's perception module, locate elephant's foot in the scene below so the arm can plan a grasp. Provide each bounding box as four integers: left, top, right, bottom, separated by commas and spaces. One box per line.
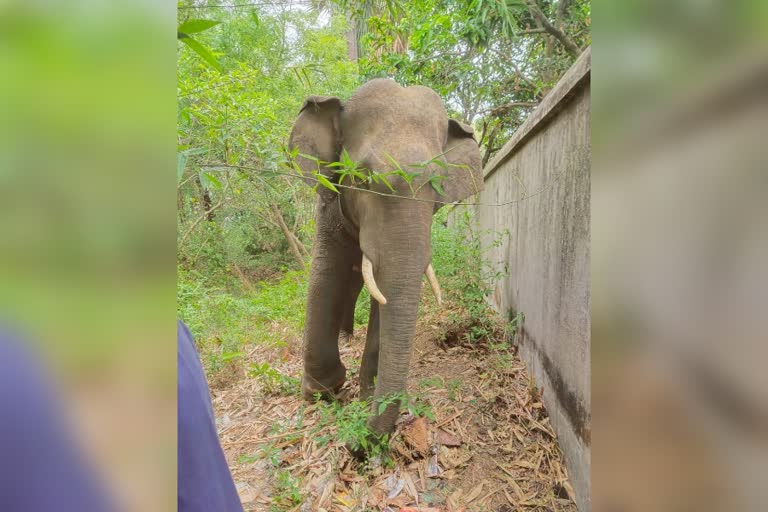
367, 398, 401, 437
359, 381, 374, 402
301, 364, 346, 401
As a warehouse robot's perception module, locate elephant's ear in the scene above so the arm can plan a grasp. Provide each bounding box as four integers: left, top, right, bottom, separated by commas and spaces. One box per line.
288, 95, 343, 200
440, 119, 484, 205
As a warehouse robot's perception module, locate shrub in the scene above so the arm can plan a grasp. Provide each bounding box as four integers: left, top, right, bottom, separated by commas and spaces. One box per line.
430, 206, 509, 345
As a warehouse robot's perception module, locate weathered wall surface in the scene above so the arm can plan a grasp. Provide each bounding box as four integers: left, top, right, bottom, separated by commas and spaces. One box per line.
452, 48, 591, 510
591, 59, 768, 511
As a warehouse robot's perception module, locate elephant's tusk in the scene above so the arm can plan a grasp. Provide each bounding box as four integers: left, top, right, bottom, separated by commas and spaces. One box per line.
425, 264, 442, 305
362, 255, 387, 305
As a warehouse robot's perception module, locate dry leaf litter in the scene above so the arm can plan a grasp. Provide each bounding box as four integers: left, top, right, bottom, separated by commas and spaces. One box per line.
210, 305, 578, 512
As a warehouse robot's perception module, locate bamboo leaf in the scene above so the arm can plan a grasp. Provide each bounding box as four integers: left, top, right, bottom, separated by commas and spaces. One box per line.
180, 36, 221, 72
430, 178, 446, 196
178, 19, 222, 34
200, 170, 223, 190
379, 173, 395, 192
314, 173, 339, 193
177, 152, 188, 184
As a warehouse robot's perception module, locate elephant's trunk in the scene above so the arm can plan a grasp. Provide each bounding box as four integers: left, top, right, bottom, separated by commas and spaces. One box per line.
359, 205, 434, 434
370, 259, 425, 434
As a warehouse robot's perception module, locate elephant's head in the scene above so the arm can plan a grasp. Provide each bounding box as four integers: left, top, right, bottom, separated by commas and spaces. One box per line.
289, 78, 483, 435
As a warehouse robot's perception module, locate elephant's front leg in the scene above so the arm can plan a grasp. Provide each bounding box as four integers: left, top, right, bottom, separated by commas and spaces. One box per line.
301, 206, 361, 401
339, 270, 363, 341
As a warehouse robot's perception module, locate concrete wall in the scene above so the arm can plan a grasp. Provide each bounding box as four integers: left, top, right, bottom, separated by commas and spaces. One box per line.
452, 48, 591, 510
591, 58, 768, 511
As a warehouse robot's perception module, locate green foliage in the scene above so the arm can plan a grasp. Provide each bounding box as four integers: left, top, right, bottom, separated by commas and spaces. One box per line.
294, 148, 465, 200
239, 441, 282, 466
430, 206, 509, 344
178, 5, 359, 279
446, 378, 462, 400
272, 470, 303, 509
418, 376, 461, 400
506, 310, 525, 344
177, 19, 222, 71
341, 0, 590, 162
178, 1, 590, 325
177, 265, 250, 373
372, 390, 434, 421
314, 398, 390, 458
178, 19, 223, 35
177, 265, 309, 378
354, 287, 372, 326
311, 391, 432, 459
237, 440, 304, 509
249, 362, 301, 396
419, 376, 444, 389
249, 270, 309, 329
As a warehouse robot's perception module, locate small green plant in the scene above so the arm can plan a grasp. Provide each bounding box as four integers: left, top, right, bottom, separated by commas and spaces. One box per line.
505, 310, 525, 345
376, 392, 435, 421
312, 392, 436, 460
527, 375, 542, 402
311, 398, 390, 458
272, 469, 302, 509
404, 394, 435, 421
446, 378, 462, 401
249, 362, 300, 395
239, 441, 281, 467
419, 376, 444, 390
339, 400, 390, 457
492, 351, 514, 373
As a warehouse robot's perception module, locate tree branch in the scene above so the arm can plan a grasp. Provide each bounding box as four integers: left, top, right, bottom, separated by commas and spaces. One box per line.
525, 0, 581, 58
508, 59, 542, 99
517, 28, 547, 35
271, 203, 307, 269
556, 0, 574, 28
410, 50, 465, 66
179, 200, 224, 248
486, 101, 539, 116
231, 263, 257, 294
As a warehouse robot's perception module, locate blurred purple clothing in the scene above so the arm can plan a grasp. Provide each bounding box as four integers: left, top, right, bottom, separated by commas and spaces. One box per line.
0, 331, 112, 511
178, 320, 244, 512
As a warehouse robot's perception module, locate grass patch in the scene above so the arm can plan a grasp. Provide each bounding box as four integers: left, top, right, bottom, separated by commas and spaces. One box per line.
177, 265, 308, 382
248, 362, 301, 396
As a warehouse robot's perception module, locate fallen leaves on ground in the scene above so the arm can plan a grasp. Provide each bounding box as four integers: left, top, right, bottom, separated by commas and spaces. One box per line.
213, 307, 578, 511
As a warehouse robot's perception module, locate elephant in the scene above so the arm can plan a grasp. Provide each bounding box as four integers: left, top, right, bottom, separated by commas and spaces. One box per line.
288, 78, 483, 436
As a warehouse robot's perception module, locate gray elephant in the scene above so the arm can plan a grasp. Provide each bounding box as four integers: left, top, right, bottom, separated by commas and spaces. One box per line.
289, 78, 483, 436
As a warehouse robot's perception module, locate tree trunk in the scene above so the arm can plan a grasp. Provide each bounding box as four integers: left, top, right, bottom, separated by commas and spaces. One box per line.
271, 204, 306, 269
526, 0, 581, 59
356, 2, 371, 61
231, 263, 256, 294
345, 11, 359, 62
294, 231, 310, 257
194, 175, 215, 221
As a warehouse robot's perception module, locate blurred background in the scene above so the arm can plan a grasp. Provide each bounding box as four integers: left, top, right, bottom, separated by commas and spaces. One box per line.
592, 1, 767, 511
0, 1, 175, 510
1, 0, 766, 510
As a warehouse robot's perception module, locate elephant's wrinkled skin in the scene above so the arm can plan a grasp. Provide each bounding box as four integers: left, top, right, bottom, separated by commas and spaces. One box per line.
289, 79, 483, 435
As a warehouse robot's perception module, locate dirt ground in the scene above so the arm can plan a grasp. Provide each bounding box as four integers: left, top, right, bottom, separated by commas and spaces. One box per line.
211, 310, 578, 512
